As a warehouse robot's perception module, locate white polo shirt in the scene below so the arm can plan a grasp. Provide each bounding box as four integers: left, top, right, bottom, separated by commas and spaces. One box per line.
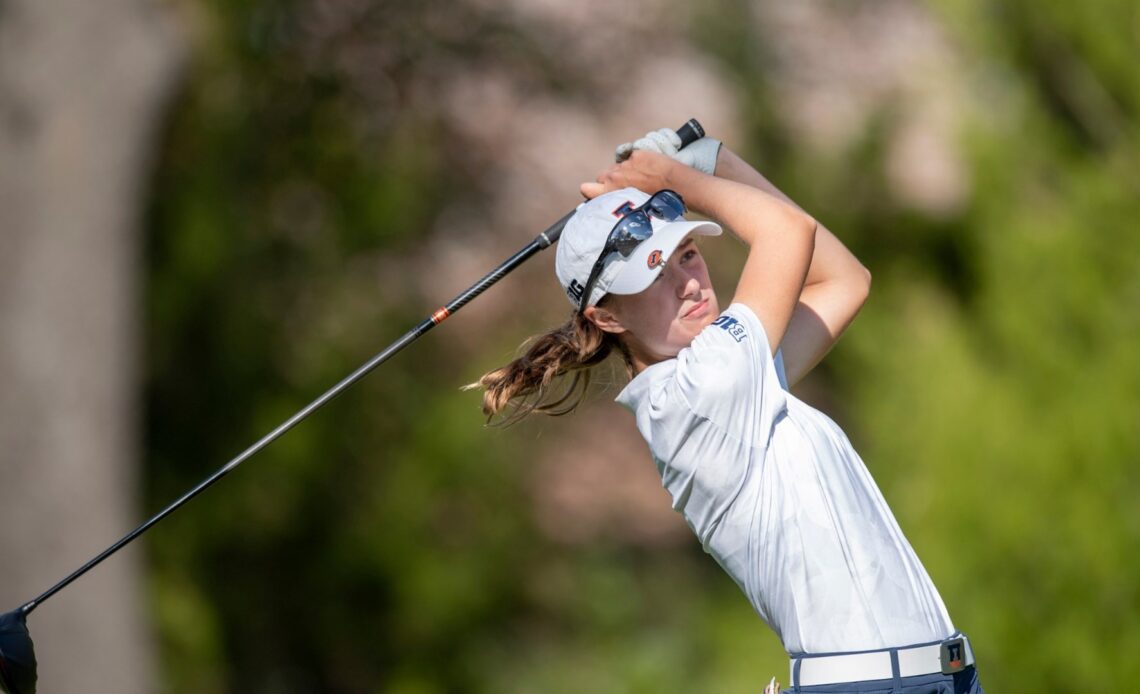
615, 303, 955, 655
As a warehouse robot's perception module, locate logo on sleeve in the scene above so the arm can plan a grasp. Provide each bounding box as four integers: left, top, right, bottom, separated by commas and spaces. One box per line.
712, 315, 747, 342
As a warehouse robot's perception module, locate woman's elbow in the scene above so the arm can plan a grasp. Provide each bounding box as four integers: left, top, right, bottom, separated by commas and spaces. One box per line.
851, 264, 872, 308
802, 215, 820, 242
796, 214, 819, 257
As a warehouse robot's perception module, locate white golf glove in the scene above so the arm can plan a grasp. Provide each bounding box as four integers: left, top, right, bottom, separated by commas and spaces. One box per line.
614, 127, 721, 175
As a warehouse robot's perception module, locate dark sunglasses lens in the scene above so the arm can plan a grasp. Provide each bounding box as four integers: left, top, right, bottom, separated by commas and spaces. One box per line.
647, 191, 685, 220
611, 212, 653, 256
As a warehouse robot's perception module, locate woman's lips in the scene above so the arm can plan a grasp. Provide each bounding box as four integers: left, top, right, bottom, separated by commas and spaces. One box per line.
683, 298, 709, 319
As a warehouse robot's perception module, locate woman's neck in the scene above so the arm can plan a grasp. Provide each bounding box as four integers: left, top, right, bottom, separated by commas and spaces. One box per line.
627, 342, 668, 376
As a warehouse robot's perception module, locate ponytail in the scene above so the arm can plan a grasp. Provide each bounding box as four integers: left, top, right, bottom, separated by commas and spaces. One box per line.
468, 310, 632, 425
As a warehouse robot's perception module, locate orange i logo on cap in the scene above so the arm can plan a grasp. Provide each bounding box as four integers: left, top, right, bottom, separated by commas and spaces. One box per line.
647, 250, 665, 269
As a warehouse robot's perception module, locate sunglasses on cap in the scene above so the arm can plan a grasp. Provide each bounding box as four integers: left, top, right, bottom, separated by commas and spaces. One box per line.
578, 189, 687, 313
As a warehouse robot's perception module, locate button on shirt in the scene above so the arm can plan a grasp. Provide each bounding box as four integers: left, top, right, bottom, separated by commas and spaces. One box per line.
615, 303, 955, 654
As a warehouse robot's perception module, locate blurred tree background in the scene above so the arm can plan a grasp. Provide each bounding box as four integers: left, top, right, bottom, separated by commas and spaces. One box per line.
3, 0, 1137, 691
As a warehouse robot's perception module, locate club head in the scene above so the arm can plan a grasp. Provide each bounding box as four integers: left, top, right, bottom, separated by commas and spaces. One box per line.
0, 609, 36, 694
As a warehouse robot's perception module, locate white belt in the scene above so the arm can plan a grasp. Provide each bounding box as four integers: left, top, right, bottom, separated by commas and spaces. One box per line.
791, 635, 975, 687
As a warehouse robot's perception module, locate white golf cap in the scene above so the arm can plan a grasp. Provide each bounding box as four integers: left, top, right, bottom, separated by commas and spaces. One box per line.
555, 188, 721, 309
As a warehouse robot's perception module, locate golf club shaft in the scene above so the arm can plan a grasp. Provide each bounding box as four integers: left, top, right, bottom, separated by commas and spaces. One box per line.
16, 216, 565, 616
19, 118, 705, 616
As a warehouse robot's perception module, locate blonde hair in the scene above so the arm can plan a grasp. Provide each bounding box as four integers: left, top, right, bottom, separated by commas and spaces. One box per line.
468, 308, 633, 425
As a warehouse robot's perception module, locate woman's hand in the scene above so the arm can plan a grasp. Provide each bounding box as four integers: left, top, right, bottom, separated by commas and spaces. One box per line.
615, 128, 722, 176
580, 150, 693, 199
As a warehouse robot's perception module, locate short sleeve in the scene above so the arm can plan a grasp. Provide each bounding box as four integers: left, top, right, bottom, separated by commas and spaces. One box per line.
620, 303, 789, 545
614, 303, 789, 545
673, 303, 788, 446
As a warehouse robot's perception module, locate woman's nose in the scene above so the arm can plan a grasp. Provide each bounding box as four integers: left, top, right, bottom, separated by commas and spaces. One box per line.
679, 274, 702, 299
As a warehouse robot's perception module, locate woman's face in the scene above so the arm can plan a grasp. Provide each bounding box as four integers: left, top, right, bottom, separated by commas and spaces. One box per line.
595, 238, 719, 368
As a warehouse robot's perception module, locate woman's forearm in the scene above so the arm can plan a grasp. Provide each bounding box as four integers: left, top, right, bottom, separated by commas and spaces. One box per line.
665, 161, 814, 250
714, 148, 869, 288
580, 149, 817, 353
665, 159, 817, 353
713, 146, 871, 382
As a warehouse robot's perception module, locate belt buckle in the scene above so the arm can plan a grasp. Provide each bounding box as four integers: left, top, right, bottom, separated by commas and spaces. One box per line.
940, 637, 967, 674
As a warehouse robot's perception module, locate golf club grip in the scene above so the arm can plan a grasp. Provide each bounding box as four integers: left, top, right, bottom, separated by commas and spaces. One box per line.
538, 118, 704, 247
675, 118, 705, 148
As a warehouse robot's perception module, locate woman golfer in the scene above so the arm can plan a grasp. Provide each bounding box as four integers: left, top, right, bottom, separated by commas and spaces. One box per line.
473, 128, 983, 693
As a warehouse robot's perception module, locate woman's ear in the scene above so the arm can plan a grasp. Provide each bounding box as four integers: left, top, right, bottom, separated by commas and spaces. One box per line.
583, 303, 627, 335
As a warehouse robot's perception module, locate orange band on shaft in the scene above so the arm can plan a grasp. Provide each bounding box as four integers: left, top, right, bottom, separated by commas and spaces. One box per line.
431, 307, 451, 324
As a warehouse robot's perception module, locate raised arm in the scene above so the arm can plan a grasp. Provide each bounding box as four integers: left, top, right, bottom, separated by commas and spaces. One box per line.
714, 148, 871, 386
582, 150, 817, 355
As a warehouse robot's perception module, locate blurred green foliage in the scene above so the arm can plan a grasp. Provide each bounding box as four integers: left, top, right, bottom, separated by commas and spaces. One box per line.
843, 2, 1140, 690
142, 0, 1138, 691
704, 0, 1139, 690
